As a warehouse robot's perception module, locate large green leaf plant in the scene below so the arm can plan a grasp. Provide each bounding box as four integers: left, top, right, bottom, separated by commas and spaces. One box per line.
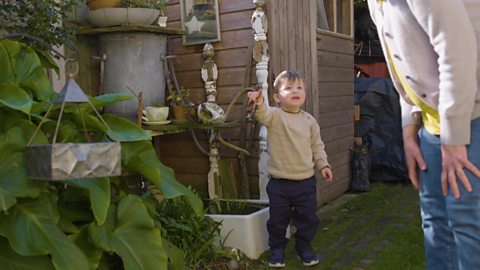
0, 39, 203, 270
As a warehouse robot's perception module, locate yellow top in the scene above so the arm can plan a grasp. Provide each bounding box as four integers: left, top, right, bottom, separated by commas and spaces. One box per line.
386, 46, 440, 134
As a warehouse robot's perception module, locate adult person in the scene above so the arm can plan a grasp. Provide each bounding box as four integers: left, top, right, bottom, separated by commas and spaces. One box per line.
368, 1, 480, 269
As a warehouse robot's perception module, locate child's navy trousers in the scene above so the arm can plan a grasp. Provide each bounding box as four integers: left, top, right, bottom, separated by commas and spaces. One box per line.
267, 176, 319, 253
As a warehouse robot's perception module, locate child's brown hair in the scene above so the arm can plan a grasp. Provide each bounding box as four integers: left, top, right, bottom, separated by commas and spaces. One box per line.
273, 70, 304, 93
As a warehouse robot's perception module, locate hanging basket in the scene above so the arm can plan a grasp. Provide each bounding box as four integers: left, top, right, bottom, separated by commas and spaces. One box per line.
26, 142, 121, 181
26, 77, 121, 181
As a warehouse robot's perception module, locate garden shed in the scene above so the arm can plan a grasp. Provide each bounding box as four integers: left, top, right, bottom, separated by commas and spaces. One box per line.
160, 0, 354, 204
74, 0, 354, 205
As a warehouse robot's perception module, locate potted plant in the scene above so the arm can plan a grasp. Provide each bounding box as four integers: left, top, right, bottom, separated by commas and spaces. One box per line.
87, 0, 165, 9
87, 0, 166, 27
119, 0, 168, 27
167, 87, 196, 122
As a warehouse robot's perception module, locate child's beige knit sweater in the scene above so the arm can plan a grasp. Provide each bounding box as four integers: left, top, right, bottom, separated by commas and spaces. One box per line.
255, 104, 330, 180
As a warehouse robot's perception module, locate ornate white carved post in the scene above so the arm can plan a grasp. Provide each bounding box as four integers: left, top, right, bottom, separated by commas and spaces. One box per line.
202, 43, 219, 103
252, 0, 270, 200
201, 43, 221, 199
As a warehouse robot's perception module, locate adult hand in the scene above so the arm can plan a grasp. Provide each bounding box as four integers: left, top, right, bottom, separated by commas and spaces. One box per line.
403, 125, 427, 189
441, 145, 480, 198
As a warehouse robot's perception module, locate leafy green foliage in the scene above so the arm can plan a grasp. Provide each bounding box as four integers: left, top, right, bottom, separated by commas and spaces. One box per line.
206, 199, 266, 215
66, 178, 111, 225
120, 0, 166, 10
0, 39, 204, 269
122, 141, 204, 215
167, 87, 191, 105
155, 196, 229, 269
89, 195, 168, 270
104, 114, 151, 141
0, 39, 55, 108
0, 193, 90, 270
0, 237, 54, 270
0, 0, 79, 51
0, 128, 47, 212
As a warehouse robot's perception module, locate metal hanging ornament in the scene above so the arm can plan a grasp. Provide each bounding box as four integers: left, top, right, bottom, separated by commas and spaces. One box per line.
26, 61, 121, 181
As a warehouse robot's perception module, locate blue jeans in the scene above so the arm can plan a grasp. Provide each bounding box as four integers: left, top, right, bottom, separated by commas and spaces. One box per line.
419, 118, 480, 270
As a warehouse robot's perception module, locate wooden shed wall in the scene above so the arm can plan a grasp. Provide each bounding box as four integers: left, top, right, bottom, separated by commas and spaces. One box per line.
267, 0, 319, 118
162, 0, 258, 198
316, 30, 354, 205
267, 1, 354, 206
162, 0, 354, 203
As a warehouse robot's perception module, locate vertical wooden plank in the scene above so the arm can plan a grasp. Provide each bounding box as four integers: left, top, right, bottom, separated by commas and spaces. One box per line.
350, 0, 354, 37
287, 0, 296, 70
268, 0, 280, 80
301, 0, 311, 113
266, 0, 273, 77
279, 0, 287, 71
310, 0, 320, 119
341, 0, 351, 35
333, 0, 338, 33
296, 1, 304, 76
273, 0, 280, 72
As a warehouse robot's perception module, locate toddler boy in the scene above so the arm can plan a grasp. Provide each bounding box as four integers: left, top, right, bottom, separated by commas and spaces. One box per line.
248, 70, 333, 267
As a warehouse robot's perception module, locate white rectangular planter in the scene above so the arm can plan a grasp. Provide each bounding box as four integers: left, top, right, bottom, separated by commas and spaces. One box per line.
206, 205, 270, 259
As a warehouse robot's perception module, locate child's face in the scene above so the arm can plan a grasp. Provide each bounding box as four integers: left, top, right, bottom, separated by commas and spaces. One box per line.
273, 79, 306, 112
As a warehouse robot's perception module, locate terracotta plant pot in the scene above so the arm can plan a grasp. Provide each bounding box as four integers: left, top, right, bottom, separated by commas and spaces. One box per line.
87, 0, 120, 10
171, 105, 187, 122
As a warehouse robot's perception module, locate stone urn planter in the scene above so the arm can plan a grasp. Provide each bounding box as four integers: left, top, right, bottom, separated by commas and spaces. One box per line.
87, 7, 160, 27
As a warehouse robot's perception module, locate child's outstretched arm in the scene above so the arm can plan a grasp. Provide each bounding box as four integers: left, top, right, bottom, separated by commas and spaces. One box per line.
247, 90, 273, 126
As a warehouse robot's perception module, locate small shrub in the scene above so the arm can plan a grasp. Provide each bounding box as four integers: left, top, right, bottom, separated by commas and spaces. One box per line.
154, 195, 233, 269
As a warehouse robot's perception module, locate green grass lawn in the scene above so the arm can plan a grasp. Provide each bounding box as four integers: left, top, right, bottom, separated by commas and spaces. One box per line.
245, 182, 425, 270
